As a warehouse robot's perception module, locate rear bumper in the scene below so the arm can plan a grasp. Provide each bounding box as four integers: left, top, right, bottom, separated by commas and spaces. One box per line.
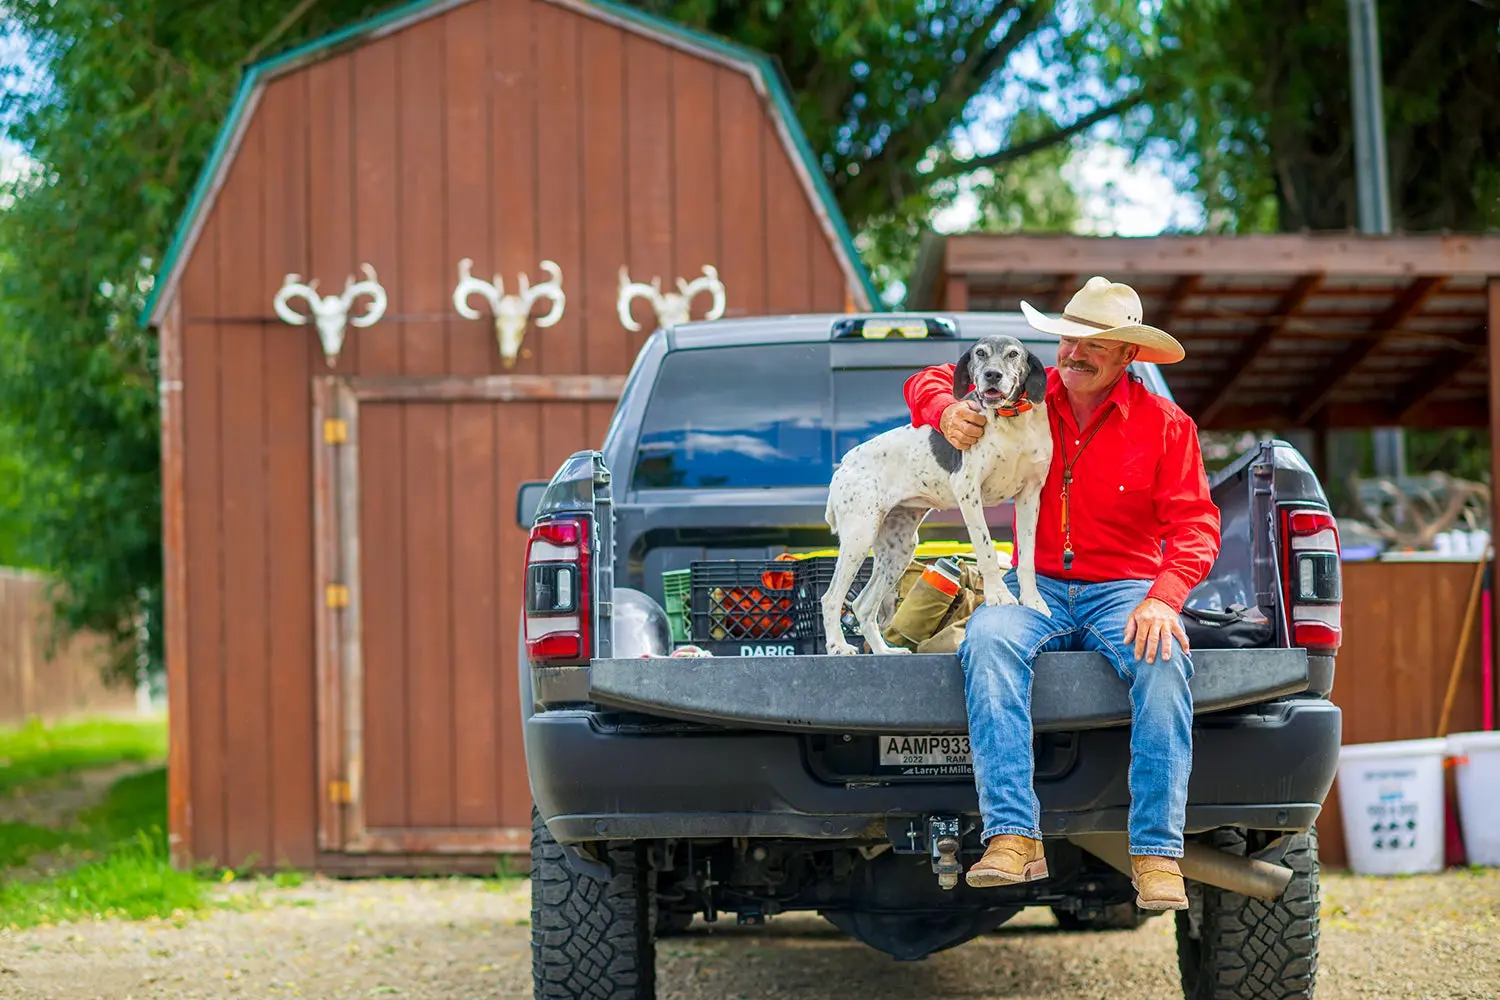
526, 697, 1343, 845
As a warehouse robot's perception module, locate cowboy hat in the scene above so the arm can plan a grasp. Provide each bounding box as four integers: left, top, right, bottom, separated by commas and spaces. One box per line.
1019, 275, 1185, 365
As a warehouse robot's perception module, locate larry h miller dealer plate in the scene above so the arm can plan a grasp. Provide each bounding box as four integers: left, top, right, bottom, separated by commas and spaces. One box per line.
878, 733, 974, 777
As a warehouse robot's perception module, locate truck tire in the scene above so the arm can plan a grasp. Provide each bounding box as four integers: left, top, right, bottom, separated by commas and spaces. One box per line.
531, 808, 656, 999
1052, 902, 1159, 931
1175, 826, 1320, 1000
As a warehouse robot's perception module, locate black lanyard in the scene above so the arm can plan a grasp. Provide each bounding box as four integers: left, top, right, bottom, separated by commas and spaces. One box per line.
1057, 408, 1112, 572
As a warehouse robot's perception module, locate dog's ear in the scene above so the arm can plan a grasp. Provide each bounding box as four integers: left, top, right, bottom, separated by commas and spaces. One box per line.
1024, 350, 1047, 403
951, 348, 973, 399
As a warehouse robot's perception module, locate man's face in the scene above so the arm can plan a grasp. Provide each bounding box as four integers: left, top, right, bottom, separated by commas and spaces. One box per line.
1056, 336, 1137, 395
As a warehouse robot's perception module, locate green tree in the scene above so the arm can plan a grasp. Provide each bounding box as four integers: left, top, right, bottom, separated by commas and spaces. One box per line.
0, 0, 393, 680
0, 418, 35, 568
1, 0, 1150, 678
1123, 0, 1500, 233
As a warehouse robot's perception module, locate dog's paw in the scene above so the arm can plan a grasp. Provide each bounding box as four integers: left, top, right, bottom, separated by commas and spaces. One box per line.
828, 641, 861, 655
1021, 592, 1052, 617
983, 588, 1019, 608
878, 646, 912, 655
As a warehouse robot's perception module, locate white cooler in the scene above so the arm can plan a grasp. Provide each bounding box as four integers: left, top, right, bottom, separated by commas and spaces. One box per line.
1445, 730, 1500, 868
1336, 738, 1448, 876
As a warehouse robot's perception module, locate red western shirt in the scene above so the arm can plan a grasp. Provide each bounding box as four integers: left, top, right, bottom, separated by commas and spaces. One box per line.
904, 365, 1221, 612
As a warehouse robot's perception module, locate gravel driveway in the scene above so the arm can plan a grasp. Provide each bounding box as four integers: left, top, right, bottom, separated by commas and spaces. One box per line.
1, 867, 1496, 999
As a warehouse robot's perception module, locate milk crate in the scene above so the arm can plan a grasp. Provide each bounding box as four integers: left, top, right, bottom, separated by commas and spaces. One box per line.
686, 557, 873, 652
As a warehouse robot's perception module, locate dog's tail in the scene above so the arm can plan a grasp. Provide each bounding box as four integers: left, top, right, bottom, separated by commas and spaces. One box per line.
824, 495, 839, 536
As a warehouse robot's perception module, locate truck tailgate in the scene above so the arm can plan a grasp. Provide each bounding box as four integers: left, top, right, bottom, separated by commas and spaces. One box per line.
587, 649, 1309, 733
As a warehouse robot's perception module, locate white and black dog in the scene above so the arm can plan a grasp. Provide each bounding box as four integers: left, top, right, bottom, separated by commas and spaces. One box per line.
821, 335, 1054, 655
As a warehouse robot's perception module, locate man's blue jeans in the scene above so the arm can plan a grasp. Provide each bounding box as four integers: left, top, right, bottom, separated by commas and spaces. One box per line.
958, 570, 1194, 857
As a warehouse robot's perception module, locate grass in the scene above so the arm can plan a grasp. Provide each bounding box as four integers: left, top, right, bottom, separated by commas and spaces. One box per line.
0, 715, 167, 796
0, 714, 520, 931
0, 714, 209, 929
0, 765, 210, 929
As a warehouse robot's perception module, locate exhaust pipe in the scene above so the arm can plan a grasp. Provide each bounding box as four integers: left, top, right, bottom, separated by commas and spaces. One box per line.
1066, 832, 1294, 902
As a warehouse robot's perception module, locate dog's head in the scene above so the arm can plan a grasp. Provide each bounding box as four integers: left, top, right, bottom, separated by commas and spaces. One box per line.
952, 335, 1048, 411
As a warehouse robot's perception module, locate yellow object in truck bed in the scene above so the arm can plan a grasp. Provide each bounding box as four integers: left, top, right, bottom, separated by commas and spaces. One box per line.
791, 540, 1012, 561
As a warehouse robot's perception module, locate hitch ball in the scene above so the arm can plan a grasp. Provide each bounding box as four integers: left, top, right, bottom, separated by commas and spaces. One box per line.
927, 815, 964, 891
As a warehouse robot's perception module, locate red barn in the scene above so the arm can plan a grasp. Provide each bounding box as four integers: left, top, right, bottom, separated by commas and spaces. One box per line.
142, 0, 876, 874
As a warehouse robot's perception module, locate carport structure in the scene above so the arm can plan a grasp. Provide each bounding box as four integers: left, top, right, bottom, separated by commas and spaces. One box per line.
909, 231, 1497, 432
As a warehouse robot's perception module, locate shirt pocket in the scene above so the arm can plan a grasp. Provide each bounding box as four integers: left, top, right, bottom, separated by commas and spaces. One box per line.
1113, 453, 1157, 512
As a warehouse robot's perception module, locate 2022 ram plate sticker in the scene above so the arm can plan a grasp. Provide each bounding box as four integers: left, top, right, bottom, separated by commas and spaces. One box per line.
879, 734, 974, 776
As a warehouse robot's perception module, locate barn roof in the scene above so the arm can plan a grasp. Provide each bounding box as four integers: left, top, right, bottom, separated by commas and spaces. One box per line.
140, 0, 880, 327
908, 231, 1500, 431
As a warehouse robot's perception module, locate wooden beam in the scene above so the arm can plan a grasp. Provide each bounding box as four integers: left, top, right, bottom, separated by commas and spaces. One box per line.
945, 232, 1500, 279
344, 826, 532, 855
347, 373, 627, 403
946, 276, 969, 311
1392, 319, 1489, 420
1155, 274, 1202, 330
1047, 274, 1076, 311
1295, 276, 1447, 424
158, 293, 193, 871
1203, 400, 1488, 430
1195, 274, 1323, 426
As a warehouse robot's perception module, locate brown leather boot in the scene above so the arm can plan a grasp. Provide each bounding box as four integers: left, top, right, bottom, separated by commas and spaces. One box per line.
965, 834, 1049, 888
1132, 854, 1188, 910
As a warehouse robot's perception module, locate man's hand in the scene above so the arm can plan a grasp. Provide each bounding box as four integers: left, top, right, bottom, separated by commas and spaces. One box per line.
940, 399, 986, 450
1123, 597, 1189, 664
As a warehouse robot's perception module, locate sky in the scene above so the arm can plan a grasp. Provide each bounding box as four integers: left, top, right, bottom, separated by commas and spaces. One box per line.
930, 140, 1203, 238
0, 26, 34, 189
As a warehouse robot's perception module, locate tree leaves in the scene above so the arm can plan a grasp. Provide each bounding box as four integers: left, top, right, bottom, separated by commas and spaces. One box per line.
0, 0, 389, 680
1117, 0, 1500, 232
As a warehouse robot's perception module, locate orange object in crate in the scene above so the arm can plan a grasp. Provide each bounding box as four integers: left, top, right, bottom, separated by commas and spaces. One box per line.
720, 579, 794, 638
762, 553, 798, 590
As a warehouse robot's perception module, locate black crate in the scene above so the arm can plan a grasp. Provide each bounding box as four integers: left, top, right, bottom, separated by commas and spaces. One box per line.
686, 557, 873, 650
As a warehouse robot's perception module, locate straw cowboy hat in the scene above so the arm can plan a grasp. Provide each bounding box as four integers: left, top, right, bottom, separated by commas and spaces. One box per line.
1019, 275, 1185, 365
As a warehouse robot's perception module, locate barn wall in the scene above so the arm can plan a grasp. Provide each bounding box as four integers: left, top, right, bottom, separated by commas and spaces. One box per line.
171, 0, 852, 869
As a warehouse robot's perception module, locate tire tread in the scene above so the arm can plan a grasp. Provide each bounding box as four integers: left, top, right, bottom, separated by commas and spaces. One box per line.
1175, 827, 1320, 1000
531, 809, 655, 999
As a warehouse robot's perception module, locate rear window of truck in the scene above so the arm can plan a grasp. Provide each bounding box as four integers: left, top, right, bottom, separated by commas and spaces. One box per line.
630, 344, 918, 490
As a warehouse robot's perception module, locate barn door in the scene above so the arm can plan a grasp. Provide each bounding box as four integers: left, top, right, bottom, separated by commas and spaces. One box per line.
312, 375, 622, 855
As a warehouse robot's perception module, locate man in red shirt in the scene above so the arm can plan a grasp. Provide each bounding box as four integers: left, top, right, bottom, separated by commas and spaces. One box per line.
903, 276, 1221, 910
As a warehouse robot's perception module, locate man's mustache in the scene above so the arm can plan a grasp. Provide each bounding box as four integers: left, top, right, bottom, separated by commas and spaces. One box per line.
1062, 361, 1096, 373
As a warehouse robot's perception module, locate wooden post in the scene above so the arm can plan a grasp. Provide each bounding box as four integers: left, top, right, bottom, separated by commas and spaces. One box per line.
158, 293, 193, 871
1487, 277, 1500, 722
946, 276, 969, 311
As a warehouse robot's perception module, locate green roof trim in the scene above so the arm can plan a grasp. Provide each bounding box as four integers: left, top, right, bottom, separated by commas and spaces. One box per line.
140, 0, 881, 326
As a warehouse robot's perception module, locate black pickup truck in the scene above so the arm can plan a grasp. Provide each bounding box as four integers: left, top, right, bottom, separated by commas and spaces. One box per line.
518, 312, 1343, 1000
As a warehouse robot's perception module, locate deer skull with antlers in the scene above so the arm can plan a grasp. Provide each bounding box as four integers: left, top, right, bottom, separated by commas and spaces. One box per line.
453, 258, 566, 368
617, 264, 726, 332
273, 263, 387, 367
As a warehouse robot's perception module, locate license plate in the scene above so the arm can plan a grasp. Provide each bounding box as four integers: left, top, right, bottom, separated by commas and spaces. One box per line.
878, 734, 973, 774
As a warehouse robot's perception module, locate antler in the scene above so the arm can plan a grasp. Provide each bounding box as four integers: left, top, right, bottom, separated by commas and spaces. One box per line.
453, 257, 504, 320
273, 274, 320, 326
677, 264, 726, 322
1351, 471, 1492, 550
520, 260, 566, 328
617, 266, 663, 332
342, 263, 387, 328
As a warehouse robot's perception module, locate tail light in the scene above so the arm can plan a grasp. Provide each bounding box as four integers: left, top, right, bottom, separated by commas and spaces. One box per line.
524, 516, 591, 665
1279, 507, 1342, 653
